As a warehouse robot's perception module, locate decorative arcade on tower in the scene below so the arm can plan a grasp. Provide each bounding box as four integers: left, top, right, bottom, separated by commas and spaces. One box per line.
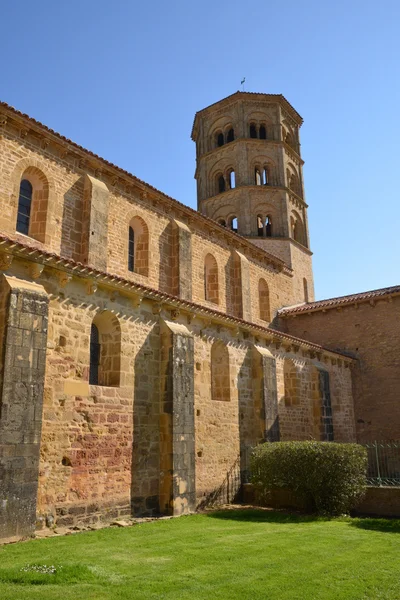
191, 92, 314, 305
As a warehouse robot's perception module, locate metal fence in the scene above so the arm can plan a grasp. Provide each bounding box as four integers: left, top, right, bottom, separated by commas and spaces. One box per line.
364, 441, 400, 486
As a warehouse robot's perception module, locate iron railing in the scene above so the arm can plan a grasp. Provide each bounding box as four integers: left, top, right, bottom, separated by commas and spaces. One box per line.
364, 441, 400, 486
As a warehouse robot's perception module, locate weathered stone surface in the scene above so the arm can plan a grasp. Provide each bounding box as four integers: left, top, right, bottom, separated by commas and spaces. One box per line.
0, 276, 49, 542
0, 95, 361, 541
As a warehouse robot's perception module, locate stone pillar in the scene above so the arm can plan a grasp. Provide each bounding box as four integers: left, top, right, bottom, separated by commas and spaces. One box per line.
319, 369, 334, 441
253, 346, 279, 442
236, 251, 252, 322
0, 275, 49, 542
172, 220, 192, 301
131, 325, 161, 517
160, 320, 195, 515
82, 175, 109, 270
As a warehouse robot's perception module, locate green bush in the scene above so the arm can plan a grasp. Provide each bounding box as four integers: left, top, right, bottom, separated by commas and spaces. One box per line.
251, 441, 367, 515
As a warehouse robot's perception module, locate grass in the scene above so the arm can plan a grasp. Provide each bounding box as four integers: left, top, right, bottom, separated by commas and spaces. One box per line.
0, 509, 400, 599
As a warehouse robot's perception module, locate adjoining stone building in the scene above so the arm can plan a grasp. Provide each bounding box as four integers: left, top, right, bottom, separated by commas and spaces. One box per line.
0, 90, 392, 543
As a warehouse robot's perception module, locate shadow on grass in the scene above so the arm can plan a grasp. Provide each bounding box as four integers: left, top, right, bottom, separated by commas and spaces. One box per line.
204, 508, 329, 524
349, 517, 400, 534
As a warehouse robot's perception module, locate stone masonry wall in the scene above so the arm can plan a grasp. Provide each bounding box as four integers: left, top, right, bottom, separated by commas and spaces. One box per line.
0, 275, 49, 541
0, 123, 298, 324
279, 296, 400, 442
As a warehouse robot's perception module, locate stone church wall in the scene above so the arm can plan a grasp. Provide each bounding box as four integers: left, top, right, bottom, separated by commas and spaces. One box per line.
0, 102, 357, 540
279, 296, 400, 442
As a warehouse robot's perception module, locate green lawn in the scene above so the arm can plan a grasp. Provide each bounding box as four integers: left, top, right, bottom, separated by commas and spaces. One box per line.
1, 509, 400, 600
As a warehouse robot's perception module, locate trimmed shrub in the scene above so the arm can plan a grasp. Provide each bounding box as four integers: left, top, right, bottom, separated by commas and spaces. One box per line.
251, 441, 367, 515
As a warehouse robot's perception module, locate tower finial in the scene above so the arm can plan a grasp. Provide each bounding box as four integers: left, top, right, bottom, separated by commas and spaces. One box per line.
241, 77, 246, 91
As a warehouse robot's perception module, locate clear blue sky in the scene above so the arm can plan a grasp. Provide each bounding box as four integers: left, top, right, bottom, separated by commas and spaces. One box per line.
1, 0, 399, 300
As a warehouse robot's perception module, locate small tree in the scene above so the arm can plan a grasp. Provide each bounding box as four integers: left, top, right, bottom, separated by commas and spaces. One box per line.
251, 441, 367, 515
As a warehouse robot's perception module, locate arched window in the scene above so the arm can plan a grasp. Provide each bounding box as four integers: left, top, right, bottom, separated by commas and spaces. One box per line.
217, 132, 224, 147
291, 212, 306, 246
230, 216, 238, 233
218, 219, 226, 227
262, 167, 269, 185
257, 215, 264, 237
255, 168, 261, 185
204, 253, 219, 304
289, 172, 301, 195
89, 323, 100, 385
266, 215, 272, 237
303, 278, 309, 302
250, 123, 257, 138
128, 226, 135, 272
228, 169, 236, 189
259, 125, 267, 139
89, 312, 121, 387
15, 169, 49, 242
259, 279, 271, 322
128, 216, 149, 276
16, 179, 33, 235
227, 128, 234, 143
211, 342, 230, 401
218, 175, 226, 194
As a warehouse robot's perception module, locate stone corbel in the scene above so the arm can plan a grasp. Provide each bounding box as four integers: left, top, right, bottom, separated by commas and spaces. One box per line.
41, 138, 51, 150
30, 263, 45, 280
86, 280, 98, 295
273, 337, 282, 350
20, 128, 29, 139
131, 293, 143, 308
111, 176, 119, 187
0, 114, 7, 127
0, 252, 13, 271
170, 308, 180, 321
152, 302, 163, 315
55, 271, 72, 288
232, 326, 241, 338
186, 311, 195, 324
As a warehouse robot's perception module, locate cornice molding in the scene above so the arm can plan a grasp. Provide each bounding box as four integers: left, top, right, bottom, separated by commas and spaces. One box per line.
0, 235, 353, 363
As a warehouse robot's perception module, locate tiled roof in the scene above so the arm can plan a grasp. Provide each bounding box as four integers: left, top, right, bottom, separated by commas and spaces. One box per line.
191, 91, 303, 139
278, 285, 400, 316
0, 232, 354, 361
0, 100, 288, 273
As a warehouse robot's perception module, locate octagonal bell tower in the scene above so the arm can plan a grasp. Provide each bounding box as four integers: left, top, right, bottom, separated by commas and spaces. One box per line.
191, 91, 314, 304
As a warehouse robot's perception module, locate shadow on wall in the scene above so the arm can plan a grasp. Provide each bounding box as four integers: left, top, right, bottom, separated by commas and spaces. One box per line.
61, 179, 85, 261
131, 322, 161, 517
196, 454, 242, 510
158, 221, 175, 295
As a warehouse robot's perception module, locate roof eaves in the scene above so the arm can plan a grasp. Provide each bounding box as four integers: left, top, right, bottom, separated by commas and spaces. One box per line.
0, 233, 354, 361
278, 285, 400, 316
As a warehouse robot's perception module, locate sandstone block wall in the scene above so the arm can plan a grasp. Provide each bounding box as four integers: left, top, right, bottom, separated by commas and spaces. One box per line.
279, 296, 400, 442
0, 115, 301, 325
0, 275, 48, 540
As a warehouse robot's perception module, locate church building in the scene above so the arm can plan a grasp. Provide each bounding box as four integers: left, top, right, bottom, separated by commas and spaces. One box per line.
0, 92, 397, 542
